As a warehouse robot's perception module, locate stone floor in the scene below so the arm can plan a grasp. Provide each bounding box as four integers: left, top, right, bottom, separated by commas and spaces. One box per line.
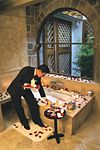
0, 102, 100, 150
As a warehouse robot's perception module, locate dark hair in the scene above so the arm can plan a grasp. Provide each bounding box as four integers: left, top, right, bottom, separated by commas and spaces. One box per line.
37, 64, 50, 73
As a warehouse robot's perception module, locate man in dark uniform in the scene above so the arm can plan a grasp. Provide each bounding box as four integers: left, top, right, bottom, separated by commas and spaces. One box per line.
7, 64, 50, 130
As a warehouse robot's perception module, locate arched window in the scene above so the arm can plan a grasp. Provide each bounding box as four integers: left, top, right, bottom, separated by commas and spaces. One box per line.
39, 9, 94, 79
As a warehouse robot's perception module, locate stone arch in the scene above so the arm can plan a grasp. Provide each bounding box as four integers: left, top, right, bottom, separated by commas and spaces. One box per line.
36, 0, 100, 82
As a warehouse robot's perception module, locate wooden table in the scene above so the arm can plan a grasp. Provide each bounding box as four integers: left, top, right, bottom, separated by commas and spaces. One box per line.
44, 108, 66, 143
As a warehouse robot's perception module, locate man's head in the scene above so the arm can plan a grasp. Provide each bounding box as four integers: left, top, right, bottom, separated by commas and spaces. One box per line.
36, 64, 50, 77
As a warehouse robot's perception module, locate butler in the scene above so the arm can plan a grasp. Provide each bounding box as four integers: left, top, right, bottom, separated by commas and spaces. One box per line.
7, 64, 50, 130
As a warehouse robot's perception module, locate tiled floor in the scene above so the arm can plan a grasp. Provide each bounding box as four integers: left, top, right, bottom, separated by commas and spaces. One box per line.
0, 103, 100, 150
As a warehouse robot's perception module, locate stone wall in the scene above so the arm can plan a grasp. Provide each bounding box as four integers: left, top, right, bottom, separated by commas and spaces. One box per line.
0, 7, 28, 91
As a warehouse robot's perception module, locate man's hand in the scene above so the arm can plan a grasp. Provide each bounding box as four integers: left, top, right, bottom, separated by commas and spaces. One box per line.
41, 97, 48, 105
36, 85, 40, 90
23, 83, 33, 89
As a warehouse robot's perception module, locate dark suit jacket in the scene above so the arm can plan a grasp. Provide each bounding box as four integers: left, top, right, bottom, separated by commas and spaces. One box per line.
7, 66, 46, 97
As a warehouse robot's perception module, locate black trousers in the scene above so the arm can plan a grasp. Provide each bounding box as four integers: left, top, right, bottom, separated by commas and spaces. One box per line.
10, 89, 42, 125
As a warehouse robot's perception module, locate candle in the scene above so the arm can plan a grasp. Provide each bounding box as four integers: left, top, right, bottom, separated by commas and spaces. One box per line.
31, 79, 37, 88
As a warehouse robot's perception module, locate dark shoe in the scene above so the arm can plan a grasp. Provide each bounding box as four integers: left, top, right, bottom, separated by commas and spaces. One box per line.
37, 122, 45, 127
33, 118, 45, 127
33, 120, 45, 127
23, 124, 30, 130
